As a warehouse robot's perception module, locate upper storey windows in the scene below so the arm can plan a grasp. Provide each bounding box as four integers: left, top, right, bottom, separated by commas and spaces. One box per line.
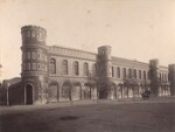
22, 28, 46, 43
128, 68, 132, 78
48, 59, 96, 77
73, 61, 79, 76
134, 69, 137, 78
92, 63, 97, 76
117, 67, 120, 78
84, 63, 89, 76
112, 66, 114, 77
159, 72, 168, 82
143, 71, 146, 80
112, 65, 148, 81
62, 60, 68, 75
24, 50, 47, 62
139, 70, 142, 79
99, 49, 105, 55
123, 68, 127, 79
23, 62, 47, 72
49, 58, 56, 74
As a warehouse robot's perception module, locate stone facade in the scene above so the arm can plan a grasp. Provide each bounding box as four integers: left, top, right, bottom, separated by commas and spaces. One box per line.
1, 25, 174, 105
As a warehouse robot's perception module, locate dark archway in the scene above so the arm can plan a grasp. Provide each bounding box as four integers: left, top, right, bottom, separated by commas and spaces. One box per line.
62, 81, 72, 101
48, 82, 59, 103
26, 84, 33, 105
72, 82, 81, 101
84, 83, 91, 99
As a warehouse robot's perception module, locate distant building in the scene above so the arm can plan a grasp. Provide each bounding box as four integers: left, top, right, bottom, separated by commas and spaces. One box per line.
1, 25, 175, 105
0, 64, 2, 83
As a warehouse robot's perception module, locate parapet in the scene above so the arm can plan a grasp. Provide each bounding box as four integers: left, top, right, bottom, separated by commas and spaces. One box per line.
21, 25, 47, 44
149, 59, 159, 67
98, 45, 111, 58
168, 64, 175, 71
98, 45, 111, 51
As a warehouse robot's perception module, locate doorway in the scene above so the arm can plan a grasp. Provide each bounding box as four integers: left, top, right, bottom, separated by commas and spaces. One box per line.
26, 84, 33, 104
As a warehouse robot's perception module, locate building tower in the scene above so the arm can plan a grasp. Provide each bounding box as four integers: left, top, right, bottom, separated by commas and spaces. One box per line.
168, 64, 175, 96
97, 45, 112, 99
149, 59, 160, 96
0, 64, 2, 84
21, 25, 48, 104
0, 46, 2, 84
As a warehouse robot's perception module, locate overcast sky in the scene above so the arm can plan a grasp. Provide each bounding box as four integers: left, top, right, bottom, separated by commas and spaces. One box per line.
0, 0, 175, 79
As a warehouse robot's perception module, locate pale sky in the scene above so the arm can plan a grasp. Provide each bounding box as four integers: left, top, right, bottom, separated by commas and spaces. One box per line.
1, 0, 175, 79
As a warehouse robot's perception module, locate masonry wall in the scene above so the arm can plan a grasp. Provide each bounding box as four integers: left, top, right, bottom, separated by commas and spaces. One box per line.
47, 46, 98, 103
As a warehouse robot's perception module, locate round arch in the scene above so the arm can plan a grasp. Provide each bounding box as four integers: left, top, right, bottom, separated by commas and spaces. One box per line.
72, 82, 81, 101
62, 81, 72, 101
48, 82, 59, 103
25, 84, 34, 105
84, 83, 92, 99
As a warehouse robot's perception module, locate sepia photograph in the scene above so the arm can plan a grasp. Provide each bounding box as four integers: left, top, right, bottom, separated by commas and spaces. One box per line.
0, 0, 175, 132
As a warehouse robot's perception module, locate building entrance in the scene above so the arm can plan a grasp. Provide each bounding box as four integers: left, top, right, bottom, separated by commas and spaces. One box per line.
26, 84, 33, 104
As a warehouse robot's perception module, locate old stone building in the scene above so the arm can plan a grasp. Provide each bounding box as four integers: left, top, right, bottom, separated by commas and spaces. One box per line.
1, 25, 175, 105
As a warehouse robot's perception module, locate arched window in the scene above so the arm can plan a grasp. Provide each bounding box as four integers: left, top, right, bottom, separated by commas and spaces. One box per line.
73, 61, 79, 76
49, 58, 56, 74
123, 68, 126, 79
117, 67, 120, 78
62, 60, 68, 75
143, 71, 146, 80
160, 73, 162, 81
84, 63, 89, 76
128, 68, 132, 78
48, 83, 59, 102
139, 70, 142, 79
134, 69, 137, 78
92, 63, 96, 76
112, 66, 114, 77
62, 82, 71, 99
165, 74, 167, 81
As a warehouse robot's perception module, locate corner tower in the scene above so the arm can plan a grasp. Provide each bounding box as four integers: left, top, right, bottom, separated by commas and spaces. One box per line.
21, 25, 48, 104
97, 45, 112, 99
168, 64, 175, 96
149, 59, 160, 96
